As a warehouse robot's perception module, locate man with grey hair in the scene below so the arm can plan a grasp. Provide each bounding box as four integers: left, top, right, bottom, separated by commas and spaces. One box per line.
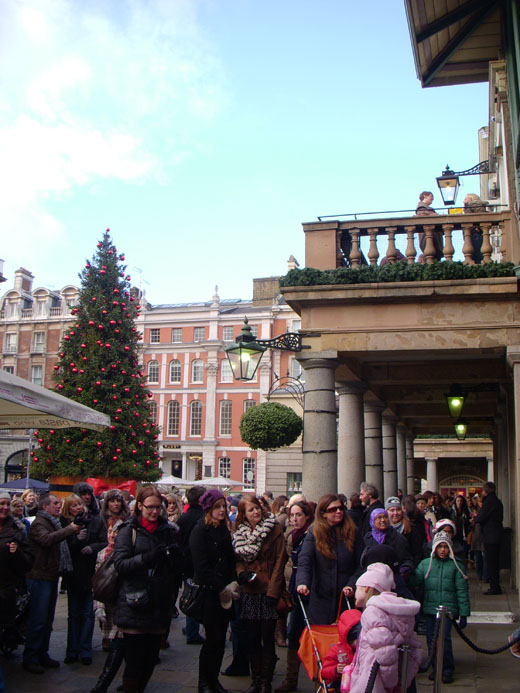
22, 494, 81, 674
359, 482, 384, 538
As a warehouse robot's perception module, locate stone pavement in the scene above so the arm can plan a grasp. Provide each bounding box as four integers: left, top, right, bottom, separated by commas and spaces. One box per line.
1, 574, 519, 692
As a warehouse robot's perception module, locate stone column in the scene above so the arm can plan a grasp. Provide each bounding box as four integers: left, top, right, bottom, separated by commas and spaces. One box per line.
425, 457, 438, 492
406, 434, 415, 496
337, 382, 367, 499
396, 424, 407, 496
382, 414, 398, 500
486, 456, 495, 482
364, 400, 384, 494
299, 353, 339, 501
506, 346, 520, 586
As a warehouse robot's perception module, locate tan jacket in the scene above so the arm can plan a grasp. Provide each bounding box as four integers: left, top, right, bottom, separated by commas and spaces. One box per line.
26, 514, 76, 581
236, 522, 287, 600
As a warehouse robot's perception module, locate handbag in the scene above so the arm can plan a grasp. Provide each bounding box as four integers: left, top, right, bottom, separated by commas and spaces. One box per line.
92, 554, 118, 604
125, 588, 150, 608
179, 578, 206, 622
276, 589, 294, 615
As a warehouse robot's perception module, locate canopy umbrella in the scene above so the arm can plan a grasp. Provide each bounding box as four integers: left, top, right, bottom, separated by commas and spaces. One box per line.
151, 475, 195, 487
0, 478, 49, 493
0, 369, 110, 432
192, 476, 244, 488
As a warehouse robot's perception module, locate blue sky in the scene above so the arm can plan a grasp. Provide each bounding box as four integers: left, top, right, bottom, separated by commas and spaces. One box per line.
0, 0, 489, 303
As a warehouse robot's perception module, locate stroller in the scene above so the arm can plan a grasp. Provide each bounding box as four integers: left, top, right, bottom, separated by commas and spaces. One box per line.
297, 594, 350, 693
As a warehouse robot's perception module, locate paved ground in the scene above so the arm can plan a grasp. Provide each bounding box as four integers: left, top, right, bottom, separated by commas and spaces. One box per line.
1, 573, 519, 692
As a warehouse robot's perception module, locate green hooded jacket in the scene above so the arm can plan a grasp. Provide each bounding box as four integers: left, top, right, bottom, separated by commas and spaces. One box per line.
412, 555, 470, 618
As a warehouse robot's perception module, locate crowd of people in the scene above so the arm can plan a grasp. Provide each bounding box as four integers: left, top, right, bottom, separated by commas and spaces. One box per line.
0, 478, 515, 693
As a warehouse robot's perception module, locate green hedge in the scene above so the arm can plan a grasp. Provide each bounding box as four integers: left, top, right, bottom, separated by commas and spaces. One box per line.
239, 401, 303, 451
279, 261, 515, 288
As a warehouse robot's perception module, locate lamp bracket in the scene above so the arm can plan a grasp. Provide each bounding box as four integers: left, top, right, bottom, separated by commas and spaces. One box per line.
267, 373, 305, 407
447, 160, 494, 177
256, 332, 312, 352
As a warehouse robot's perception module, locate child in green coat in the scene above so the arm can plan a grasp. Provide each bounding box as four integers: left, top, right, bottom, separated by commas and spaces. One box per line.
413, 531, 470, 684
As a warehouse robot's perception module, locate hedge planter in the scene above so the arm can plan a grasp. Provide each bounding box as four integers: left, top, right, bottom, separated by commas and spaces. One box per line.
240, 402, 303, 451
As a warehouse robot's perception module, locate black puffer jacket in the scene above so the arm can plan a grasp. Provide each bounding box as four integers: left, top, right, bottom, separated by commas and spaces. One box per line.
190, 519, 236, 621
177, 505, 204, 579
113, 515, 181, 633
0, 516, 33, 624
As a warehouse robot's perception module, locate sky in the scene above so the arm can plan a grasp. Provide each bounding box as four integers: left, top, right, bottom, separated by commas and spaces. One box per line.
0, 0, 489, 304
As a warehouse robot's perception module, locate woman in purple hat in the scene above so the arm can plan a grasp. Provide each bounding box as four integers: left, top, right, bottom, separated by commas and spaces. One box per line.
190, 489, 238, 693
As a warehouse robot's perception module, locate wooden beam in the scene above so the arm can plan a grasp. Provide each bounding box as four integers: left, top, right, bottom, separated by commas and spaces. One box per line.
416, 0, 500, 43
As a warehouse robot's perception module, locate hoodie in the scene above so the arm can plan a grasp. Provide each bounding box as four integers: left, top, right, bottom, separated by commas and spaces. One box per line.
321, 609, 362, 684
349, 592, 423, 693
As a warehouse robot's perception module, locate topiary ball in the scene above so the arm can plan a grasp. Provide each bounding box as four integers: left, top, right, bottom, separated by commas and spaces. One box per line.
239, 401, 303, 451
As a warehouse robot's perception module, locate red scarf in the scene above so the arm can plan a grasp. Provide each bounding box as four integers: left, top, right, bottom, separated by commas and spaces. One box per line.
140, 516, 158, 533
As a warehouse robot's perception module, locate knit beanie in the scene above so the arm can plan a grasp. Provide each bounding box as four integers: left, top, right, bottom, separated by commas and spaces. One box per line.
425, 530, 467, 579
356, 562, 396, 593
434, 518, 456, 535
200, 489, 225, 513
385, 496, 401, 510
0, 492, 11, 501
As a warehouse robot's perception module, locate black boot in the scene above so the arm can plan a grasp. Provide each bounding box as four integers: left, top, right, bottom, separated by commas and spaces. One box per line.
91, 641, 125, 693
244, 653, 263, 693
259, 654, 277, 693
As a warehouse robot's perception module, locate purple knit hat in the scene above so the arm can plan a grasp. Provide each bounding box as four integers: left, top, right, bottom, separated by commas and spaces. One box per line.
200, 489, 225, 512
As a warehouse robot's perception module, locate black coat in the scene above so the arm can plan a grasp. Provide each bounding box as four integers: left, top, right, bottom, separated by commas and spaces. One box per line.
362, 527, 414, 574
0, 516, 33, 624
177, 505, 204, 579
296, 525, 364, 625
190, 519, 236, 622
475, 492, 503, 545
360, 500, 385, 538
113, 515, 181, 633
60, 512, 107, 591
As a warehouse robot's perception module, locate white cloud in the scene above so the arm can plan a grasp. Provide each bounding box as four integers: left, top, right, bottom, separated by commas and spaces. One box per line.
0, 0, 225, 248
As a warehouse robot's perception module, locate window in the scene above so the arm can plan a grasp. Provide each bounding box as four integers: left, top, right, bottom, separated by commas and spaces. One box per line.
4, 334, 17, 353
222, 326, 234, 342
192, 359, 204, 383
219, 457, 231, 478
287, 472, 303, 495
7, 302, 17, 318
292, 319, 301, 332
148, 360, 159, 384
291, 358, 305, 384
150, 328, 160, 343
194, 327, 205, 343
31, 365, 43, 386
219, 400, 232, 436
244, 399, 256, 413
243, 458, 255, 488
190, 401, 202, 436
148, 400, 157, 425
171, 328, 182, 343
220, 359, 233, 383
167, 400, 180, 436
37, 301, 46, 316
33, 332, 45, 353
3, 366, 14, 374
169, 359, 181, 383
250, 325, 258, 337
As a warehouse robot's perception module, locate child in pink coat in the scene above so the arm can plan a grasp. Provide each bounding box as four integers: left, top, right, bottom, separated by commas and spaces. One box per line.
349, 563, 423, 693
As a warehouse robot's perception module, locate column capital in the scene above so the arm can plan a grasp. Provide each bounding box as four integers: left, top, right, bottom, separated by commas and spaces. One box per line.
298, 356, 339, 371
364, 399, 385, 413
424, 456, 438, 463
382, 413, 399, 425
336, 381, 368, 396
507, 345, 520, 367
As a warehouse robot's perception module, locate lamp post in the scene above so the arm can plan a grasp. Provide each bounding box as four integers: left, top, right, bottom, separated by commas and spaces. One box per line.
436, 160, 494, 206
224, 317, 310, 382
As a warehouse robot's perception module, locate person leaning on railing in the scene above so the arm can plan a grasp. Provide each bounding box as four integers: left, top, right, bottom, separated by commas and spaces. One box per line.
415, 190, 443, 261
463, 193, 489, 263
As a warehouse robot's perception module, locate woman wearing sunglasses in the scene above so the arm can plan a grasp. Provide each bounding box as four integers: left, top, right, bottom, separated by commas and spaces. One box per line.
296, 494, 363, 625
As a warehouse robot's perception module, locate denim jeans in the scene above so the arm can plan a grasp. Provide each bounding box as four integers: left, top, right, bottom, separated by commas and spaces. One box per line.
23, 579, 58, 665
287, 599, 305, 650
66, 587, 95, 658
185, 615, 200, 642
425, 613, 454, 674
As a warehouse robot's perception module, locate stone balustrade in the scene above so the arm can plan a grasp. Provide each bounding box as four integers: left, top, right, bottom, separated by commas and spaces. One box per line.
304, 210, 518, 271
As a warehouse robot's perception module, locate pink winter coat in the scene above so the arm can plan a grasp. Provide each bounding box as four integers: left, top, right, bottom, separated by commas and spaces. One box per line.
349, 592, 423, 693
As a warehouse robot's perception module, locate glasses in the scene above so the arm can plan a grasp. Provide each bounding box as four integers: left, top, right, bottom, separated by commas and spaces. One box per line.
142, 504, 162, 511
324, 506, 344, 514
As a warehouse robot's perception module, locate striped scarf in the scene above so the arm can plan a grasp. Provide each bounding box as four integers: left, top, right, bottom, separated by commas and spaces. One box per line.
233, 513, 276, 562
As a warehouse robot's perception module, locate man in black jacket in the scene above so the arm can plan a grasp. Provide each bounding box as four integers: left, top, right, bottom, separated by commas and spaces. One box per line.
177, 485, 206, 644
359, 482, 384, 539
475, 481, 504, 595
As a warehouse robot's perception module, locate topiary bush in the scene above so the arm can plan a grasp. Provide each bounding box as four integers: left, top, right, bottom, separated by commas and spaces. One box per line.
239, 401, 303, 451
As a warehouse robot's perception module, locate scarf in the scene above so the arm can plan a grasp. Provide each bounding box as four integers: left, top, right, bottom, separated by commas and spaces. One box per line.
292, 519, 311, 547
369, 507, 388, 545
392, 519, 404, 534
40, 510, 73, 574
140, 516, 158, 533
233, 513, 276, 562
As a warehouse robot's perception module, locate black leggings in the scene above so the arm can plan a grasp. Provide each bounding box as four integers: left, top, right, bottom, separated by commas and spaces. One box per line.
200, 614, 231, 684
246, 618, 276, 660
122, 632, 161, 690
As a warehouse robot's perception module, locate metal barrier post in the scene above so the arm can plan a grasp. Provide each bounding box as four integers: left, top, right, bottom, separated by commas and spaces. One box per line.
398, 645, 410, 693
434, 606, 447, 693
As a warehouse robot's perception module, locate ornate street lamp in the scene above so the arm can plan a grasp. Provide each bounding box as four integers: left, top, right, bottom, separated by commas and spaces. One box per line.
445, 385, 466, 419
224, 317, 310, 382
454, 419, 468, 441
436, 160, 494, 206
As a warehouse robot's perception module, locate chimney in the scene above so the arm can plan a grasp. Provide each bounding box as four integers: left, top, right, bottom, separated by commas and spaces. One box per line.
287, 255, 300, 271
14, 268, 34, 293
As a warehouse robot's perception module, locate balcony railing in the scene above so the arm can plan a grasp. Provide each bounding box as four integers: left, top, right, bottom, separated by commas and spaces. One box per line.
21, 309, 33, 318
50, 307, 62, 316
304, 210, 518, 270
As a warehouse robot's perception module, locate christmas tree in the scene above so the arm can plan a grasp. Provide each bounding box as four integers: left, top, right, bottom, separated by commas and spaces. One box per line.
31, 229, 161, 481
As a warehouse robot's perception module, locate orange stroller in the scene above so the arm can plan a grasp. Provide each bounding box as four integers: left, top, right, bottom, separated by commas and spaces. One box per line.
297, 595, 349, 693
